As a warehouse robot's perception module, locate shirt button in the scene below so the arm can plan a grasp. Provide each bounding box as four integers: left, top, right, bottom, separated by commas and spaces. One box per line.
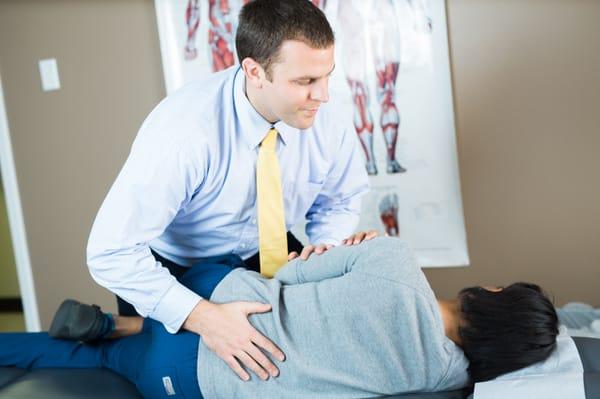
252, 219, 256, 224
241, 243, 247, 249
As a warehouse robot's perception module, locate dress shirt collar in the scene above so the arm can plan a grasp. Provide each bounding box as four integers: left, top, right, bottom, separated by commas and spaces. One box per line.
233, 67, 299, 149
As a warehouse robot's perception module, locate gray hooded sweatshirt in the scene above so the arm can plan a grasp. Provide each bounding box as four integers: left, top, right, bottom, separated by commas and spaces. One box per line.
198, 237, 469, 398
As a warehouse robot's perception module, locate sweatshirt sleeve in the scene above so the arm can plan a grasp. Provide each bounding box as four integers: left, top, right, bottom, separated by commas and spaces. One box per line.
274, 237, 415, 285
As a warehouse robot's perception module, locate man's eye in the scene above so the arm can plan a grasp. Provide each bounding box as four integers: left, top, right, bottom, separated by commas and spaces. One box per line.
297, 80, 313, 85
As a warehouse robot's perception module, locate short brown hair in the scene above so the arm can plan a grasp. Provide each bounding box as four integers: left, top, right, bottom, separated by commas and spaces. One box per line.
236, 0, 334, 79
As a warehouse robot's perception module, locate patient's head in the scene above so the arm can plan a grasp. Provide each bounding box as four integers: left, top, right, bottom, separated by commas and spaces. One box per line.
458, 282, 559, 383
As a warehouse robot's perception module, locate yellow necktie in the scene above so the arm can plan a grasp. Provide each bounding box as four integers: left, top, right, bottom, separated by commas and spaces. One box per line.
257, 128, 288, 277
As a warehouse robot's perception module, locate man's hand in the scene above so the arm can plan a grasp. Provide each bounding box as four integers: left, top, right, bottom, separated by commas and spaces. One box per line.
341, 230, 379, 245
287, 243, 333, 261
183, 300, 285, 381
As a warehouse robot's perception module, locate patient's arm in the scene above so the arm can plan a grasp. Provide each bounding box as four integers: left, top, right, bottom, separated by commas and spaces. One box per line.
274, 247, 357, 285
275, 236, 414, 285
287, 231, 378, 261
274, 236, 379, 284
276, 231, 379, 284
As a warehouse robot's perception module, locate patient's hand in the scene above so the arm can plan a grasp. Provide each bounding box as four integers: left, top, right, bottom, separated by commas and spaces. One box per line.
341, 230, 379, 245
183, 300, 285, 381
287, 243, 333, 261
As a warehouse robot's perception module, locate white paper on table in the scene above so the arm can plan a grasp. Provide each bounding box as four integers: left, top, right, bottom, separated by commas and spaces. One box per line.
473, 372, 585, 399
473, 329, 585, 399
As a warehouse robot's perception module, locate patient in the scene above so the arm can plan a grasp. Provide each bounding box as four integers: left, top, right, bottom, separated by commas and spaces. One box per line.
0, 237, 558, 399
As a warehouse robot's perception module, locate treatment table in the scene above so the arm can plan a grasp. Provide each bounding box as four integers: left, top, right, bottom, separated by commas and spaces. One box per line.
0, 337, 597, 398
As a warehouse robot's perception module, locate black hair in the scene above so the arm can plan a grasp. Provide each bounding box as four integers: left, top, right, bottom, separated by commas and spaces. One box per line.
458, 282, 559, 383
236, 0, 334, 79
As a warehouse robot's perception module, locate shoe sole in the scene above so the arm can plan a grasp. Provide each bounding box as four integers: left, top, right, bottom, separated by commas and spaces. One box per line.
48, 299, 80, 338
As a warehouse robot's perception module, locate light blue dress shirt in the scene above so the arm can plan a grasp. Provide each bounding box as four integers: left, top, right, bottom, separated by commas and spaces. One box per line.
87, 66, 369, 332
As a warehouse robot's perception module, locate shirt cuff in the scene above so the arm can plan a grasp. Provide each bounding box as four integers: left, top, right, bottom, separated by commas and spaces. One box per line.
150, 282, 203, 334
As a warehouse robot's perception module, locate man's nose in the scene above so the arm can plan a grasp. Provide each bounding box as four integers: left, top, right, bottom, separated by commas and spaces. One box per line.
310, 79, 330, 103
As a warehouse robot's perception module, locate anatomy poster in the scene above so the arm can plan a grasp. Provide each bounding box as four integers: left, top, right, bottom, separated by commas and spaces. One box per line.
154, 0, 469, 267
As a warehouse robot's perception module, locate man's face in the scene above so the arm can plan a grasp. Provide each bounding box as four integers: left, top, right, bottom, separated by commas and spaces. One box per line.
261, 40, 335, 129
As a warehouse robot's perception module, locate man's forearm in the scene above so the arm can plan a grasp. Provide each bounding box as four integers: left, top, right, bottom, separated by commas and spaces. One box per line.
87, 246, 202, 333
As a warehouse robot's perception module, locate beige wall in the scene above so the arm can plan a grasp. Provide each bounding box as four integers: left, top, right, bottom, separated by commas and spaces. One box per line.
0, 0, 165, 326
423, 0, 600, 305
0, 182, 20, 297
0, 0, 598, 327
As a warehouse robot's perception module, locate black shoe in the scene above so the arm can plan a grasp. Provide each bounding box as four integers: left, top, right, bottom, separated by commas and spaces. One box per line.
49, 299, 107, 342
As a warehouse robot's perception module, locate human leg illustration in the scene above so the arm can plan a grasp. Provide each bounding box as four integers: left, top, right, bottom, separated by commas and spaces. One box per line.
184, 0, 201, 60
370, 0, 406, 174
347, 79, 377, 175
208, 0, 249, 71
339, 0, 378, 175
379, 193, 400, 236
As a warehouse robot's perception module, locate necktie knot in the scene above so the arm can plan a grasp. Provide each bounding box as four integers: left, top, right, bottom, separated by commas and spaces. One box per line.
261, 128, 278, 152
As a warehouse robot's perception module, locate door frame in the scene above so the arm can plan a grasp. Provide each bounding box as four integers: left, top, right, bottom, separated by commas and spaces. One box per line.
0, 72, 41, 331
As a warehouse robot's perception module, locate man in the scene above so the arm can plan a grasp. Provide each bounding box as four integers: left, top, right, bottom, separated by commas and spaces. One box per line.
87, 0, 370, 381
3, 237, 559, 398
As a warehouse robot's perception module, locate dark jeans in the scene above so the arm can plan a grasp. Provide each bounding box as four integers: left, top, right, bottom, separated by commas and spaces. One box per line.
0, 257, 238, 399
117, 232, 304, 316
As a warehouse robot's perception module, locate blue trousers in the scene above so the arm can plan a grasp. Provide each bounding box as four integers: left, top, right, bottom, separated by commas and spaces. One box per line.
0, 255, 241, 399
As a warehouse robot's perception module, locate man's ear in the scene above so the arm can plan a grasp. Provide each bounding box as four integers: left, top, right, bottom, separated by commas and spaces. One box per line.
241, 57, 265, 89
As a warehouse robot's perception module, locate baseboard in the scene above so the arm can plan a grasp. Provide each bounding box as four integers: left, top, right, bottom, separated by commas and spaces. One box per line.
0, 297, 22, 312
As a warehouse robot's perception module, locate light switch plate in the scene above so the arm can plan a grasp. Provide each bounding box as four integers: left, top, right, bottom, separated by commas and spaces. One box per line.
38, 58, 61, 91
